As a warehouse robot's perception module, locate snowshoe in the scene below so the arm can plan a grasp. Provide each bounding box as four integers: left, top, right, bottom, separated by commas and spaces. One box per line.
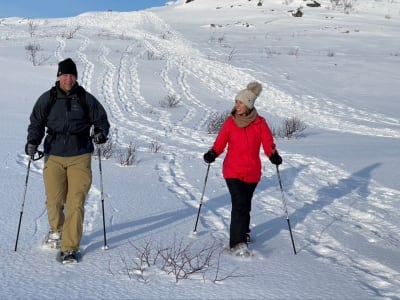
58, 250, 79, 264
231, 242, 251, 257
43, 231, 61, 249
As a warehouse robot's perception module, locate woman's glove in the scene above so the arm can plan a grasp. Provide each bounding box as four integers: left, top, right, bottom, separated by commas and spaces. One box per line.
269, 152, 282, 165
203, 150, 217, 163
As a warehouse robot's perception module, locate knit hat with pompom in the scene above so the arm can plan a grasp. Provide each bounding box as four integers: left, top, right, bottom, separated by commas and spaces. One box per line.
235, 82, 262, 109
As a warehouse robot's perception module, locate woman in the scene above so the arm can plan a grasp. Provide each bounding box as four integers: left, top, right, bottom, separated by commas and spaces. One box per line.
203, 81, 282, 256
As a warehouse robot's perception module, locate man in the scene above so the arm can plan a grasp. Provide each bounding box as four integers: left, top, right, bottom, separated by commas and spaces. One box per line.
25, 58, 110, 264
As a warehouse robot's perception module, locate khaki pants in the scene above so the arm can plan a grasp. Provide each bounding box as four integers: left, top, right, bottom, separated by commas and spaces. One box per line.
43, 154, 92, 251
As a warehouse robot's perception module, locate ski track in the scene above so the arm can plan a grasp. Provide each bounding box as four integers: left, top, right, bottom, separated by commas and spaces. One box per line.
230, 57, 400, 138
11, 10, 400, 298
278, 153, 400, 297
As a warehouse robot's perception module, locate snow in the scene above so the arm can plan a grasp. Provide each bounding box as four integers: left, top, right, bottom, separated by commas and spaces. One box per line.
1, 0, 400, 299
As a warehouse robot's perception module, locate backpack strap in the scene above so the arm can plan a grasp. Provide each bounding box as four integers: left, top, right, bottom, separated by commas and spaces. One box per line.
45, 86, 58, 122
45, 85, 88, 121
75, 85, 88, 117
45, 85, 89, 136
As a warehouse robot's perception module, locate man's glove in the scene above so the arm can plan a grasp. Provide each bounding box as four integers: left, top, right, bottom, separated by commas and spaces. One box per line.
93, 131, 107, 144
269, 151, 282, 165
25, 143, 38, 157
203, 150, 217, 164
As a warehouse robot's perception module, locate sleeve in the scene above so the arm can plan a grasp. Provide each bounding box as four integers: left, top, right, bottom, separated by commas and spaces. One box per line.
211, 117, 232, 156
260, 118, 276, 157
26, 92, 50, 145
87, 92, 110, 136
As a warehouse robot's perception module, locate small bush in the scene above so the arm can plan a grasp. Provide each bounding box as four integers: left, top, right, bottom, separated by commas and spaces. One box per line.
272, 117, 307, 139
62, 25, 81, 39
149, 139, 161, 153
206, 110, 230, 134
95, 139, 114, 159
27, 20, 38, 37
114, 237, 238, 283
159, 94, 181, 108
118, 142, 137, 166
330, 0, 354, 13
25, 42, 48, 66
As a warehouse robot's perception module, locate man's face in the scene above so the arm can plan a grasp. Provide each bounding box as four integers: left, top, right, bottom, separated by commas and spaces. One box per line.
58, 74, 77, 93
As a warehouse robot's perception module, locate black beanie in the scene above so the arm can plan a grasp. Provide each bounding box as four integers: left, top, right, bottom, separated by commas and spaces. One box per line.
57, 58, 78, 78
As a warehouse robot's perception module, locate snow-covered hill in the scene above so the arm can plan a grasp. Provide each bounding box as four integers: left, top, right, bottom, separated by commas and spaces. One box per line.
1, 0, 399, 299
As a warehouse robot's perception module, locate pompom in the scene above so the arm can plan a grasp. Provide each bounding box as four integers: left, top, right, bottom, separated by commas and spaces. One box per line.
247, 81, 262, 97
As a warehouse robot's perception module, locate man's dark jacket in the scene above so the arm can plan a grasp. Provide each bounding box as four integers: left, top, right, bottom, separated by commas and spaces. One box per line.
27, 82, 110, 157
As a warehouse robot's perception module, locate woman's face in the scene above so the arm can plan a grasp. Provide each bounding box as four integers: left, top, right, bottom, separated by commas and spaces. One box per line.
234, 100, 248, 115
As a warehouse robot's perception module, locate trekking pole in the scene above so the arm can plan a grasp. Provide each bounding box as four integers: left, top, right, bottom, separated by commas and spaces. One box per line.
14, 159, 32, 251
14, 151, 44, 251
276, 165, 297, 255
98, 147, 109, 250
193, 163, 211, 234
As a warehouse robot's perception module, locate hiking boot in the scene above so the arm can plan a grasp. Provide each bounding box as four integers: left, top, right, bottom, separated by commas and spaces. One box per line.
60, 250, 78, 264
231, 242, 251, 257
43, 231, 62, 249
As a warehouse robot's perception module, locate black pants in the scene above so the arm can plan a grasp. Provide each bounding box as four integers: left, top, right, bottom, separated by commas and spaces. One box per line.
226, 178, 257, 248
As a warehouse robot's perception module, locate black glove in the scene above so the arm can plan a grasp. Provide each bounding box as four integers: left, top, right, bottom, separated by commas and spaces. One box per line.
93, 131, 107, 144
25, 143, 38, 157
203, 150, 217, 164
269, 152, 282, 165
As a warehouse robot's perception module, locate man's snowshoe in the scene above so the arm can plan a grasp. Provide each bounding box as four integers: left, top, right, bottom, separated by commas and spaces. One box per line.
43, 231, 61, 249
57, 250, 79, 264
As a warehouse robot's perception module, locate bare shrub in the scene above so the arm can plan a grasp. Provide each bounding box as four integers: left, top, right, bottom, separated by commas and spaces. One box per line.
27, 20, 38, 37
330, 0, 355, 13
25, 42, 49, 66
120, 237, 239, 283
62, 25, 81, 39
159, 94, 181, 108
206, 110, 230, 134
118, 142, 137, 166
228, 48, 237, 61
149, 139, 161, 153
95, 139, 114, 159
275, 117, 307, 139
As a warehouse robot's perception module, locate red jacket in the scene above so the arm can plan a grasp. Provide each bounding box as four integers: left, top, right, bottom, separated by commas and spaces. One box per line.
212, 115, 276, 183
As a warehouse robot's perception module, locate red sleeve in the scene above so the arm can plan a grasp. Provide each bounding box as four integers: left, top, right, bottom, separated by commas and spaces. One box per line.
212, 117, 233, 156
260, 117, 276, 157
